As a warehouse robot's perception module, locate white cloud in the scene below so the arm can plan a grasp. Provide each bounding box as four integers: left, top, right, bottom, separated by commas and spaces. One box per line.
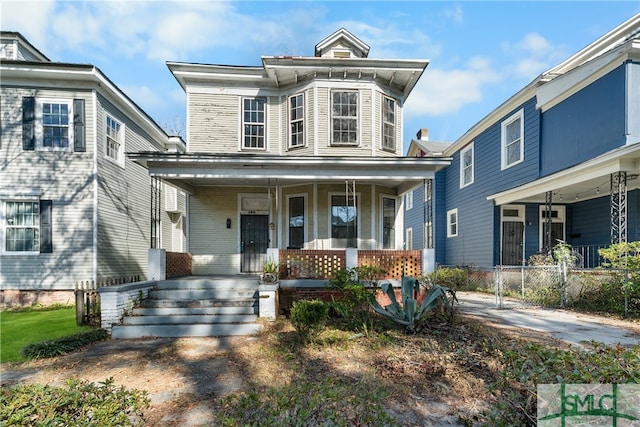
405, 56, 501, 117
1, 1, 57, 52
444, 4, 464, 25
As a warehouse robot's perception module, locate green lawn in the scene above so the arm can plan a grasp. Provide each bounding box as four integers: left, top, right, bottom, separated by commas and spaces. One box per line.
0, 307, 94, 363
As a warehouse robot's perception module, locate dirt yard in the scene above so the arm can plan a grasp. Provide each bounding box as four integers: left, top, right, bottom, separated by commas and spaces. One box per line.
2, 295, 639, 426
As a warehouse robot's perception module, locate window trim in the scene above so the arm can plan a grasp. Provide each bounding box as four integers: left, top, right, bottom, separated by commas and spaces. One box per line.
104, 113, 125, 167
501, 109, 524, 170
447, 208, 458, 238
405, 227, 413, 250
287, 194, 307, 249
330, 90, 359, 146
328, 192, 360, 249
36, 98, 74, 152
405, 190, 413, 211
288, 93, 305, 149
241, 97, 267, 150
459, 142, 474, 188
381, 96, 396, 152
538, 205, 566, 251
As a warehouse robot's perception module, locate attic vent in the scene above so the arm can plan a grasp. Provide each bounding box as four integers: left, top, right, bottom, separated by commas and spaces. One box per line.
334, 51, 350, 58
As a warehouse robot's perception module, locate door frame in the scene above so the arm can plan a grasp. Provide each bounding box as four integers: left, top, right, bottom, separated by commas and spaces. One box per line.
238, 193, 270, 273
500, 204, 525, 265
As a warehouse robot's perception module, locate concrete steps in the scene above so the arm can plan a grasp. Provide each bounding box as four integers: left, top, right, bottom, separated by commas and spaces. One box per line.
110, 275, 262, 339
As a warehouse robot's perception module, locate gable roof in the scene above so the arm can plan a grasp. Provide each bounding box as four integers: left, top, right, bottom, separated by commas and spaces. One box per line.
0, 31, 50, 62
314, 28, 370, 58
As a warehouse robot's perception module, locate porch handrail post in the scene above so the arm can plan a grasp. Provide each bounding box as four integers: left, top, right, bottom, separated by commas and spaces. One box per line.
345, 248, 358, 269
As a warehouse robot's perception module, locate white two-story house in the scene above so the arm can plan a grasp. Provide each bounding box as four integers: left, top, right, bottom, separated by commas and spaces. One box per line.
0, 32, 186, 305
130, 29, 451, 277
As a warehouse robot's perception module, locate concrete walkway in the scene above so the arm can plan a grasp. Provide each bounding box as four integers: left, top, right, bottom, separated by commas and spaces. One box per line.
456, 291, 640, 348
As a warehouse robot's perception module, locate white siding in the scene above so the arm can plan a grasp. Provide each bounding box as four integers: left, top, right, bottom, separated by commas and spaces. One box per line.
188, 93, 239, 153
0, 87, 95, 290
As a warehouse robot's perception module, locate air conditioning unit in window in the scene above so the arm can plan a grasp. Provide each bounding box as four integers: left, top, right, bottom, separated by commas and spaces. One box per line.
164, 185, 182, 213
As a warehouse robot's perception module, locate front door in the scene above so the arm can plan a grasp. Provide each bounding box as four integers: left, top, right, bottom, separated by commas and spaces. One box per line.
240, 214, 269, 273
502, 221, 524, 265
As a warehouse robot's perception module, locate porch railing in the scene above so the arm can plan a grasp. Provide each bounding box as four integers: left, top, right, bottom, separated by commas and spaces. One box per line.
278, 249, 422, 280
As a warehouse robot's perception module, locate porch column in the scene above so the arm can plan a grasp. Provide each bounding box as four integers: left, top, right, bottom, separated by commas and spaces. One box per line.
610, 172, 627, 244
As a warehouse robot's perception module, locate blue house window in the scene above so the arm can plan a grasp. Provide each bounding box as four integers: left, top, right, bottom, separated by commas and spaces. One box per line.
460, 142, 474, 188
447, 208, 458, 238
501, 109, 524, 170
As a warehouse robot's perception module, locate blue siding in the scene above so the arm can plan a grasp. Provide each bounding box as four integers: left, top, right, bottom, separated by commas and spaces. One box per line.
540, 65, 626, 176
404, 185, 424, 249
629, 62, 640, 141
434, 172, 447, 264
442, 98, 540, 267
568, 197, 611, 247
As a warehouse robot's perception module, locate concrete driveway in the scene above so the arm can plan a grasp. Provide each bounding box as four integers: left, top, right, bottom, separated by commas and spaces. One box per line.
455, 291, 640, 348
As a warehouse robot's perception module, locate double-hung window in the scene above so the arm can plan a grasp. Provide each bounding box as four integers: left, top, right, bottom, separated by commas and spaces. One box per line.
105, 114, 124, 165
460, 142, 474, 188
501, 109, 524, 169
243, 97, 266, 149
331, 91, 358, 145
22, 97, 86, 152
447, 208, 458, 238
405, 191, 413, 211
4, 200, 52, 253
289, 94, 304, 148
382, 97, 395, 151
39, 99, 74, 151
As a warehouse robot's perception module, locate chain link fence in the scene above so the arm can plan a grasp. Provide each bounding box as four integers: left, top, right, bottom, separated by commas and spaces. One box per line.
429, 265, 639, 317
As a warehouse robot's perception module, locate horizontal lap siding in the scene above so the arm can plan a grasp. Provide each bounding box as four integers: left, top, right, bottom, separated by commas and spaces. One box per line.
567, 197, 611, 247
405, 185, 424, 250
189, 187, 245, 275
540, 65, 626, 176
360, 89, 372, 151
444, 98, 540, 267
268, 95, 280, 153
188, 93, 238, 153
96, 95, 156, 282
0, 87, 95, 290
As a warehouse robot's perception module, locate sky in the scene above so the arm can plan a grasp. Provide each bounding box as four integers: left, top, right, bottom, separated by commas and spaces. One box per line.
2, 1, 640, 150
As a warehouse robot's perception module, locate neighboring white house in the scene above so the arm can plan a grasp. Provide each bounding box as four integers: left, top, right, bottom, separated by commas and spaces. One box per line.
130, 28, 451, 275
0, 32, 186, 305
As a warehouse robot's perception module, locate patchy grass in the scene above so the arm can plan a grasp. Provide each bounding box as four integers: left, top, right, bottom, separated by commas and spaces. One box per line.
0, 306, 94, 363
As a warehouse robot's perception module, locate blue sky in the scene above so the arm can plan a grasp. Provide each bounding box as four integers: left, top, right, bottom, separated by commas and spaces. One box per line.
2, 1, 639, 149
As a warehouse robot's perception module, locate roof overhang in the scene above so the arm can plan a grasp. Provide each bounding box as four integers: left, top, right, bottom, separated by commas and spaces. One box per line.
128, 152, 451, 195
487, 142, 640, 205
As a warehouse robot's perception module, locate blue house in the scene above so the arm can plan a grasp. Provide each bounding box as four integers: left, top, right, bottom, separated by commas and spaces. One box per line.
407, 13, 640, 268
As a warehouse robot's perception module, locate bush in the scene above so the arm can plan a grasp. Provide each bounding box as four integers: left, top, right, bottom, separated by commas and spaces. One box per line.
21, 328, 108, 360
0, 377, 149, 426
289, 299, 330, 342
325, 267, 380, 333
421, 267, 469, 290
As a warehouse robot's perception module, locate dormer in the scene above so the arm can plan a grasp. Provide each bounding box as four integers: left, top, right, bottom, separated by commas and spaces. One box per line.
314, 28, 370, 59
0, 32, 50, 62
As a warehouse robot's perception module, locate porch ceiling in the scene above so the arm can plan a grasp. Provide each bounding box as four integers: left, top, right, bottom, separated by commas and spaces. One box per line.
487, 143, 640, 205
128, 152, 452, 195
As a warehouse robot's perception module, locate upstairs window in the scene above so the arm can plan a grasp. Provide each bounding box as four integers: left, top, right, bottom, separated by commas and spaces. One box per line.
405, 190, 413, 210
22, 97, 85, 152
501, 109, 524, 169
382, 97, 395, 151
460, 142, 474, 188
289, 94, 304, 148
105, 114, 124, 165
331, 91, 358, 145
243, 97, 266, 149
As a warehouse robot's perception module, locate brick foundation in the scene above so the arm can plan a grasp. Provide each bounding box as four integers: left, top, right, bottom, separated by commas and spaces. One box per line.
0, 289, 75, 308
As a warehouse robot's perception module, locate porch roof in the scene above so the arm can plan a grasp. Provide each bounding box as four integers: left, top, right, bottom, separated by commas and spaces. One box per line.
487, 142, 640, 205
128, 152, 452, 195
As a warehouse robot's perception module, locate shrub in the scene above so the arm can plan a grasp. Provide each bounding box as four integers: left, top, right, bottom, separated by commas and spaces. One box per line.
289, 299, 329, 342
0, 377, 149, 426
21, 328, 108, 360
326, 267, 379, 333
421, 267, 469, 290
